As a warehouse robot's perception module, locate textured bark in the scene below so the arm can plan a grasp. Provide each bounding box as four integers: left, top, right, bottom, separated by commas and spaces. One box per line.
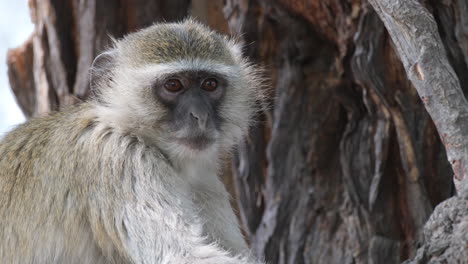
368, 0, 468, 262
403, 187, 468, 264
6, 0, 467, 263
224, 1, 457, 263
368, 0, 468, 190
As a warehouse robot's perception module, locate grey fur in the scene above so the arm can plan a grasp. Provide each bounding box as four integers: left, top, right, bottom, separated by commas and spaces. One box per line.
0, 19, 265, 264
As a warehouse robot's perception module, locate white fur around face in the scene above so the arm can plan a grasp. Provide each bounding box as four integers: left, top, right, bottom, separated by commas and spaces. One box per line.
93, 57, 260, 162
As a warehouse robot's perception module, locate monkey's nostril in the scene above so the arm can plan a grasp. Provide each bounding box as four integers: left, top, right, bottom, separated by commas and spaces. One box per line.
190, 112, 199, 120
189, 111, 209, 130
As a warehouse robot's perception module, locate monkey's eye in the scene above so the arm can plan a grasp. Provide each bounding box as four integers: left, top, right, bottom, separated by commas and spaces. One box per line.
164, 79, 183, 92
202, 78, 218, 92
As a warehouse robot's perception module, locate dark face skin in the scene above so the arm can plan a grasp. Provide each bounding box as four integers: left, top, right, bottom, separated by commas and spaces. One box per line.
154, 70, 226, 150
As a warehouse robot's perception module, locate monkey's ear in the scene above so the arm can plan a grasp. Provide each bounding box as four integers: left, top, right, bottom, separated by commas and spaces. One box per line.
89, 50, 117, 95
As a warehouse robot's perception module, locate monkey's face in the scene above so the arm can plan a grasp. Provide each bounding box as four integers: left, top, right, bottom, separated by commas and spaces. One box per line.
106, 59, 258, 161
93, 21, 263, 161
154, 70, 225, 151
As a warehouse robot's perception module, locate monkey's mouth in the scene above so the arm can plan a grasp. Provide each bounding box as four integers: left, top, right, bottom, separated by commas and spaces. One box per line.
175, 135, 215, 150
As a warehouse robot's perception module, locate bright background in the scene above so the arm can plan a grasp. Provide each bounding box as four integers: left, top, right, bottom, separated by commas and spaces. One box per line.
0, 0, 33, 137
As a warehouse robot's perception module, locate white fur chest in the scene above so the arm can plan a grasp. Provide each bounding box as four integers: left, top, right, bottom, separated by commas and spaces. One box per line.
179, 159, 222, 192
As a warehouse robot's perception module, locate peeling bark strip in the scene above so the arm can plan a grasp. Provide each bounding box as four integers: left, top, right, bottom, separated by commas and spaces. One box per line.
6, 37, 35, 118
367, 0, 468, 190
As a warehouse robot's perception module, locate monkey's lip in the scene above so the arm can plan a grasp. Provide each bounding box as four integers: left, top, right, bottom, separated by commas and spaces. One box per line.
175, 135, 215, 150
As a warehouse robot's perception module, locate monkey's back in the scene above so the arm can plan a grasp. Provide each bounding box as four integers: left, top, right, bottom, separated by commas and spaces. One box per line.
0, 104, 117, 263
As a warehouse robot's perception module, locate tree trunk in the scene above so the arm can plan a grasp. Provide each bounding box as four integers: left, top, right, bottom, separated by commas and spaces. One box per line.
7, 0, 466, 263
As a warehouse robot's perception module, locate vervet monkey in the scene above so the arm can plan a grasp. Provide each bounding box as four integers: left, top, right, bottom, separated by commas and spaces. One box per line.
0, 19, 265, 264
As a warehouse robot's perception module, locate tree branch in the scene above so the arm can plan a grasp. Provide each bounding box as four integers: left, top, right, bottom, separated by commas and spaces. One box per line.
368, 0, 468, 192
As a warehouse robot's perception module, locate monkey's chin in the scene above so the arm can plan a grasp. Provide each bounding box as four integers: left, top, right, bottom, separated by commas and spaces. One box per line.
165, 136, 218, 162
175, 136, 215, 151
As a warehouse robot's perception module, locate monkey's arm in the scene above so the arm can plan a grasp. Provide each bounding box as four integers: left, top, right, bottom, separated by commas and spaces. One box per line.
193, 181, 250, 254
94, 199, 257, 264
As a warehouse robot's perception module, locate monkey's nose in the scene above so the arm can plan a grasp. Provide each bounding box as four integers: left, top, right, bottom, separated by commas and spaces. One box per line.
190, 111, 208, 130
